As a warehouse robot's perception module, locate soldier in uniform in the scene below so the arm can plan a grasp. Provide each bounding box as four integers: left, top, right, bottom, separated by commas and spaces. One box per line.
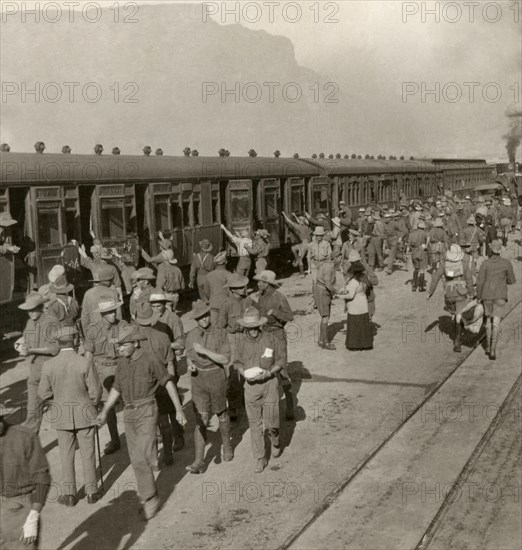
384, 212, 407, 275
314, 250, 340, 350
0, 401, 51, 549
427, 218, 449, 272
217, 274, 253, 420
329, 217, 343, 254
78, 242, 123, 303
0, 211, 20, 255
17, 293, 60, 432
38, 325, 102, 505
129, 267, 156, 318
427, 245, 474, 353
185, 300, 233, 474
204, 251, 233, 325
407, 220, 429, 292
47, 275, 79, 325
462, 215, 485, 277
155, 249, 185, 302
83, 297, 126, 455
97, 325, 187, 520
246, 229, 271, 275
235, 308, 287, 473
498, 197, 514, 246
81, 266, 122, 334
367, 211, 385, 271
253, 270, 295, 420
221, 224, 253, 277
282, 212, 311, 276
189, 239, 215, 301
308, 226, 332, 306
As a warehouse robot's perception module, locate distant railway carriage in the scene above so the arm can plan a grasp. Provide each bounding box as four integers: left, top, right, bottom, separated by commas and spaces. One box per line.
0, 149, 492, 303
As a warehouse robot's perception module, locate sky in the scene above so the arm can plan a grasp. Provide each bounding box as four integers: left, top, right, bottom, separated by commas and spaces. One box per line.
1, 1, 521, 161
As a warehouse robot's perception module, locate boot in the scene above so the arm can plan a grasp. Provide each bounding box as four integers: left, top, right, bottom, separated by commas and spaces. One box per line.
284, 386, 295, 420
186, 426, 206, 474
485, 321, 492, 355
270, 428, 281, 457
219, 415, 234, 462
412, 270, 418, 292
453, 321, 462, 353
489, 323, 499, 360
418, 273, 426, 292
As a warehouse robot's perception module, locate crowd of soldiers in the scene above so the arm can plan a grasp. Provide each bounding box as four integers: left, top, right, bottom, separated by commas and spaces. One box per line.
0, 191, 519, 547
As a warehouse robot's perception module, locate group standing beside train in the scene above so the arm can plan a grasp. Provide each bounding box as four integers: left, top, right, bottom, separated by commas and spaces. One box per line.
0, 191, 519, 547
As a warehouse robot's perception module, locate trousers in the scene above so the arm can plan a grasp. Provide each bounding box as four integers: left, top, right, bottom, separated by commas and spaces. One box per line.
244, 376, 280, 459
124, 400, 159, 501
367, 237, 383, 268
56, 427, 97, 496
236, 256, 252, 277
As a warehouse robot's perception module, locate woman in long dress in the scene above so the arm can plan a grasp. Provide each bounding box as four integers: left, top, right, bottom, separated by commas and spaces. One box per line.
343, 261, 374, 351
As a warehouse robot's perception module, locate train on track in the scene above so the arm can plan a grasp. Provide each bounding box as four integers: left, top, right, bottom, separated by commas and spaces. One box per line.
0, 148, 493, 305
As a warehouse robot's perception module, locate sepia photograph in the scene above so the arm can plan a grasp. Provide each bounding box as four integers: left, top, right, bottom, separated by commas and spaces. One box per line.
0, 1, 521, 548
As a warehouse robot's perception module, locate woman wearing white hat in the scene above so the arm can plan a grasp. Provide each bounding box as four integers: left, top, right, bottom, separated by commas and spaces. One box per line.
427, 245, 474, 353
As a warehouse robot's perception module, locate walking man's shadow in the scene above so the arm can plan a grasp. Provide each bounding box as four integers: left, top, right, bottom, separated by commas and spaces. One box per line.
56, 491, 145, 550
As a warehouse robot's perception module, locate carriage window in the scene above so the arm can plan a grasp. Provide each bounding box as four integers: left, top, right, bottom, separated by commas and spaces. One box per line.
265, 190, 278, 218
211, 190, 220, 224
125, 197, 136, 235
290, 187, 302, 212
154, 196, 170, 232
171, 194, 182, 230
193, 192, 201, 226
312, 185, 328, 211
231, 190, 250, 221
100, 199, 125, 239
182, 192, 191, 228
38, 203, 61, 245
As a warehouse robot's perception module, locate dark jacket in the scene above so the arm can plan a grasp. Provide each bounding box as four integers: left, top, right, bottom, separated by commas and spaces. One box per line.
476, 256, 516, 302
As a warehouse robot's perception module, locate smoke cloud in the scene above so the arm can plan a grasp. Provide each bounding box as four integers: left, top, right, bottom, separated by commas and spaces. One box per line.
503, 109, 522, 163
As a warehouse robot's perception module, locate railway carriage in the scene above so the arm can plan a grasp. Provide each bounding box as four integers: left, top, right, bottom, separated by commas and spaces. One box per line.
0, 148, 492, 305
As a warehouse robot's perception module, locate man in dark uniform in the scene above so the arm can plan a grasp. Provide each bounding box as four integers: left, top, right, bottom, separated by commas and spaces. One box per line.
17, 293, 60, 432
185, 300, 233, 474
97, 325, 187, 521
129, 267, 156, 319
253, 270, 295, 420
83, 297, 127, 455
189, 240, 215, 301
0, 401, 51, 549
235, 308, 287, 473
407, 220, 429, 292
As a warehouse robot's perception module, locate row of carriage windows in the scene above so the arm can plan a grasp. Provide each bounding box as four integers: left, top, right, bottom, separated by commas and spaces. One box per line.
4, 171, 491, 246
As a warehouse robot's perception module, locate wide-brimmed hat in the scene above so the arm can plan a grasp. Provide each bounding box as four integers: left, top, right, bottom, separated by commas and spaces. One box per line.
214, 251, 227, 265
225, 274, 249, 288
135, 301, 161, 326
256, 229, 270, 240
109, 324, 147, 345
91, 266, 115, 283
159, 238, 172, 251
18, 292, 49, 310
348, 250, 361, 262
502, 198, 512, 206
199, 239, 213, 252
331, 217, 341, 227
358, 207, 365, 213
95, 298, 123, 313
489, 240, 502, 254
460, 241, 472, 249
466, 216, 476, 225
136, 267, 156, 281
50, 275, 74, 294
434, 218, 444, 228
164, 293, 178, 303
192, 300, 211, 319
417, 221, 426, 229
349, 229, 360, 236
0, 212, 17, 227
339, 200, 346, 205
48, 265, 65, 284
313, 226, 326, 236
100, 248, 112, 260
149, 290, 168, 303
414, 204, 422, 211
445, 244, 463, 262
237, 307, 267, 329
254, 270, 280, 287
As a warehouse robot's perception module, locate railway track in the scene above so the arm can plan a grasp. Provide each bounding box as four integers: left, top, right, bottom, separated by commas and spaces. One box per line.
281, 297, 522, 550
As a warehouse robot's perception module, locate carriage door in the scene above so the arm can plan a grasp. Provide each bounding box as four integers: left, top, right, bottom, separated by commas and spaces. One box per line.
32, 187, 66, 286
225, 180, 253, 254
0, 187, 15, 303
257, 178, 281, 248
308, 176, 331, 217
284, 177, 305, 242
193, 181, 221, 254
